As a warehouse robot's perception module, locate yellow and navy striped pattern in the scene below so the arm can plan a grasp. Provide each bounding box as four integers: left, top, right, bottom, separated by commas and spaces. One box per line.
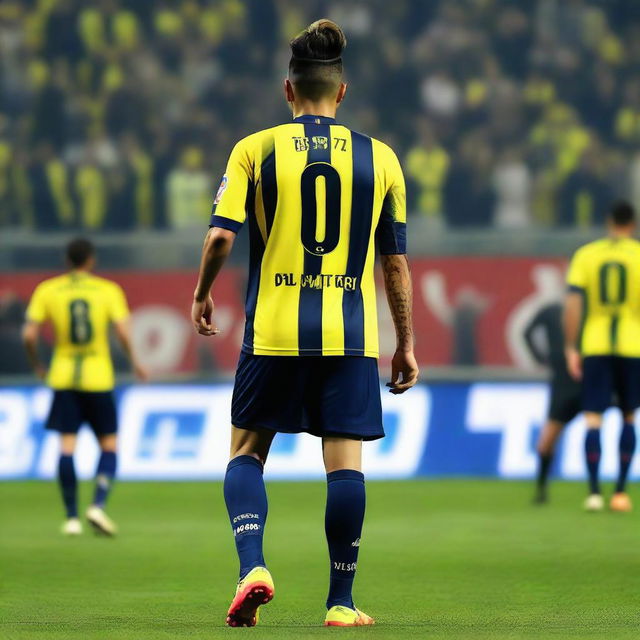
211, 115, 406, 358
567, 237, 640, 357
25, 272, 129, 391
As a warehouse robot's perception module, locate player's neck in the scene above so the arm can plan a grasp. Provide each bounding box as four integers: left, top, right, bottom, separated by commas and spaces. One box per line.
608, 229, 634, 241
292, 101, 338, 120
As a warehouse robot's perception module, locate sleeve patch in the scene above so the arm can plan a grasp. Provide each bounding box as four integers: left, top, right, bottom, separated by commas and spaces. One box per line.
214, 175, 228, 204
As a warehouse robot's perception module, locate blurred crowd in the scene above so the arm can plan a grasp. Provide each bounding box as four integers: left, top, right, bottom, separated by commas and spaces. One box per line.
1, 0, 640, 231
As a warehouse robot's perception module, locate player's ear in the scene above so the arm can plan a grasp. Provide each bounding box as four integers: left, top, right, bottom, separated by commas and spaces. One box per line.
336, 82, 347, 105
284, 78, 295, 105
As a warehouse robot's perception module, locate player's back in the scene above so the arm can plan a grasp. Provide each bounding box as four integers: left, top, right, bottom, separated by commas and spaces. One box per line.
26, 272, 129, 390
211, 115, 406, 358
568, 237, 640, 356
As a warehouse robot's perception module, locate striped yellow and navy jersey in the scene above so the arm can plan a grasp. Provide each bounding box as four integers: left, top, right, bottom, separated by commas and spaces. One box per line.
25, 272, 130, 391
210, 114, 406, 358
567, 237, 640, 357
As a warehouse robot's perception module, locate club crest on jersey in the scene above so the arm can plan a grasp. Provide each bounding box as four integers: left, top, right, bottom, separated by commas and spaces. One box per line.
214, 175, 228, 204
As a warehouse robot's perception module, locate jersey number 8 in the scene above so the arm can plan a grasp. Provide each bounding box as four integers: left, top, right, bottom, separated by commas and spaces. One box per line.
300, 162, 341, 256
69, 299, 93, 345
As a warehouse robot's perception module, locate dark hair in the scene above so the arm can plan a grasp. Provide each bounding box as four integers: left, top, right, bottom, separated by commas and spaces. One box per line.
66, 237, 95, 268
289, 19, 347, 101
609, 200, 636, 226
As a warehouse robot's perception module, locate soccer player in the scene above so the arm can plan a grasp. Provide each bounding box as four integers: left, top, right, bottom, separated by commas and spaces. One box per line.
191, 19, 418, 628
22, 238, 147, 536
564, 201, 640, 512
524, 302, 581, 503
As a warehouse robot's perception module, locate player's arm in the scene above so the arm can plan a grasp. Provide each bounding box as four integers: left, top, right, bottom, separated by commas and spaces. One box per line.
377, 146, 419, 394
21, 321, 46, 380
22, 285, 48, 380
381, 254, 419, 394
563, 252, 586, 381
523, 309, 548, 366
109, 284, 148, 381
563, 290, 584, 381
113, 319, 149, 381
192, 227, 237, 336
191, 139, 251, 336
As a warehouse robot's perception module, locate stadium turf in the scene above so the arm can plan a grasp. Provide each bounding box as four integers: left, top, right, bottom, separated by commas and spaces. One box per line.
1, 480, 638, 639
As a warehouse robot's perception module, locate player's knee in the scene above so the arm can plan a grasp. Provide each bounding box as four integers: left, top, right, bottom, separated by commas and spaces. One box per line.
60, 434, 77, 456
229, 426, 273, 464
98, 434, 117, 453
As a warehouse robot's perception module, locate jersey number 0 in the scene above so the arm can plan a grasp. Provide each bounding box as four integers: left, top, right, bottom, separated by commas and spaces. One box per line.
599, 262, 627, 305
300, 162, 341, 256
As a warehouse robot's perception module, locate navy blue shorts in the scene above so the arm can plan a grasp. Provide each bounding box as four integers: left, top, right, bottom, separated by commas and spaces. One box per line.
46, 390, 118, 435
582, 356, 640, 414
231, 354, 384, 440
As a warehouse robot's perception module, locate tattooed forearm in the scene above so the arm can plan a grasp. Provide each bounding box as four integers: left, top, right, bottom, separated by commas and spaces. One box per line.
381, 254, 414, 351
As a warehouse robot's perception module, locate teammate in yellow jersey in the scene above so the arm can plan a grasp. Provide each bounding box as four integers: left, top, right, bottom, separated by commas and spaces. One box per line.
565, 202, 640, 513
191, 19, 418, 627
22, 238, 148, 536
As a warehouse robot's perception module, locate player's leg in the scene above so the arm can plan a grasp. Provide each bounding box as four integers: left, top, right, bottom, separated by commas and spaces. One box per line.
584, 412, 604, 508
611, 357, 639, 511
534, 419, 564, 503
46, 390, 83, 534
85, 392, 119, 535
534, 374, 582, 504
224, 426, 275, 627
59, 432, 82, 535
581, 357, 610, 511
322, 437, 373, 626
225, 426, 274, 578
315, 357, 381, 627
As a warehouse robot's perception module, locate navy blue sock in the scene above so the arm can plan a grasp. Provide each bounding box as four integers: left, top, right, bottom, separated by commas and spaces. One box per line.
58, 455, 77, 518
325, 469, 366, 610
223, 455, 268, 579
93, 451, 117, 507
585, 428, 601, 494
616, 422, 636, 493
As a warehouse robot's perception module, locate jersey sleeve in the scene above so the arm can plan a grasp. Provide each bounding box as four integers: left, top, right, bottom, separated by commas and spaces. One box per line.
209, 137, 254, 233
566, 250, 587, 291
108, 283, 130, 322
25, 283, 48, 323
376, 146, 407, 255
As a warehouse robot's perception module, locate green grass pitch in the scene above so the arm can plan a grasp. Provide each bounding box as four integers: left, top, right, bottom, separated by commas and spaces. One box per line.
1, 479, 638, 639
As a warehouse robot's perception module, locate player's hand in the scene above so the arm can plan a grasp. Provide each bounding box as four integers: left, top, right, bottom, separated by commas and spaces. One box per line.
133, 361, 150, 382
191, 296, 219, 336
386, 349, 419, 394
565, 346, 582, 381
34, 364, 47, 381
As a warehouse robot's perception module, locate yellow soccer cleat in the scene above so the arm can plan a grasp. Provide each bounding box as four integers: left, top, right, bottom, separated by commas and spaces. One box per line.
324, 605, 375, 627
610, 492, 632, 512
226, 566, 274, 627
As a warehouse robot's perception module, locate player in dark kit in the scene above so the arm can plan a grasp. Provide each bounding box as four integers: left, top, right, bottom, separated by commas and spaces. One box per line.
524, 303, 582, 503
191, 20, 418, 627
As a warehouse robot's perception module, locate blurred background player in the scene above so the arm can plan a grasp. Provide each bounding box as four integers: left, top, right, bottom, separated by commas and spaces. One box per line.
564, 201, 640, 512
22, 238, 148, 536
524, 301, 581, 503
191, 19, 418, 628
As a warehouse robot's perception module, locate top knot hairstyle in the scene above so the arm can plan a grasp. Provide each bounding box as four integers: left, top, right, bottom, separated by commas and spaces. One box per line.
289, 19, 347, 101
